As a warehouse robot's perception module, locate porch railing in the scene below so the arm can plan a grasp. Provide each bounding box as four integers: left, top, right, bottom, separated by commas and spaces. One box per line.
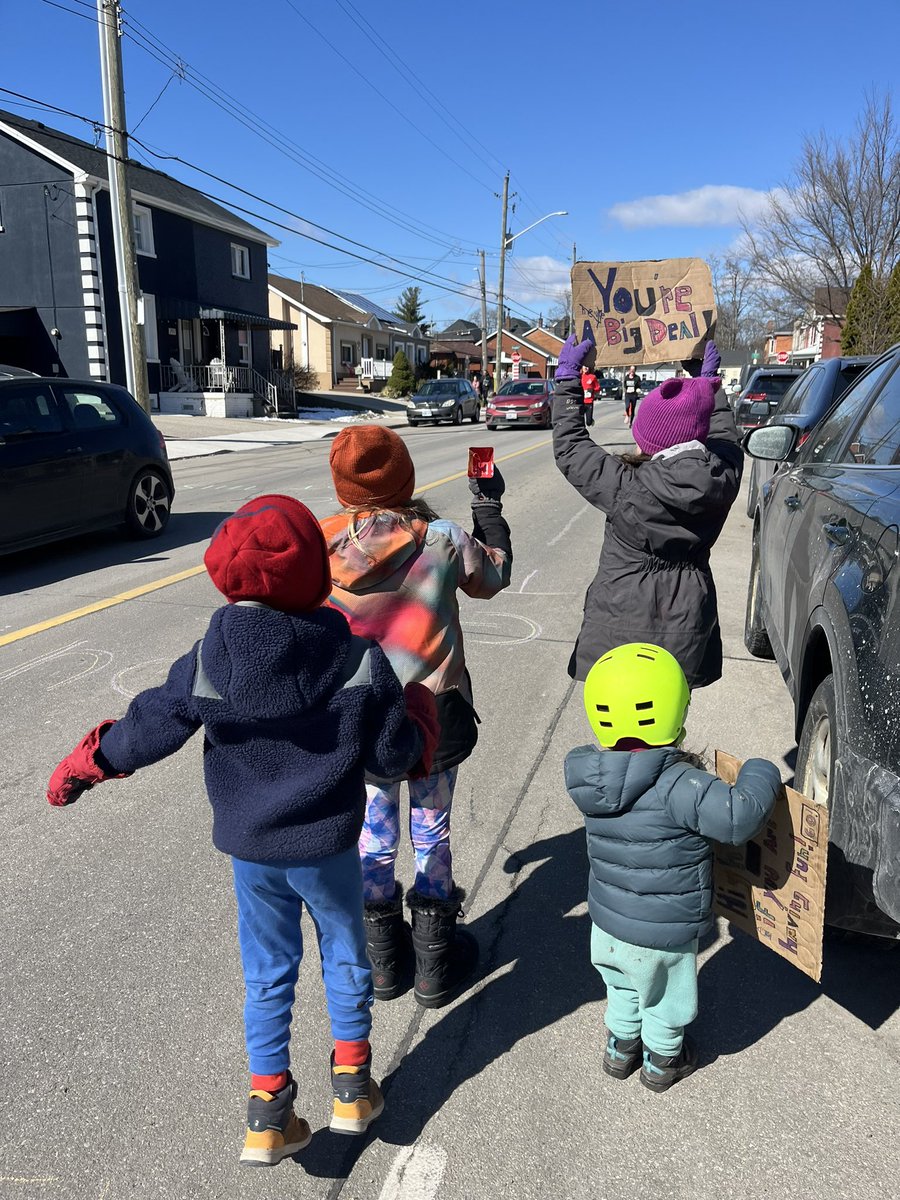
361, 358, 393, 380
159, 363, 255, 394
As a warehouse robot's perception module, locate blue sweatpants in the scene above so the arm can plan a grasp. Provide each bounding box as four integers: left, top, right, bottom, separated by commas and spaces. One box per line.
590, 925, 698, 1057
232, 846, 373, 1075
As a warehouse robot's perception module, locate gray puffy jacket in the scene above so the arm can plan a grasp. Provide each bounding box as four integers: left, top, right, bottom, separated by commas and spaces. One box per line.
565, 745, 781, 949
552, 378, 742, 688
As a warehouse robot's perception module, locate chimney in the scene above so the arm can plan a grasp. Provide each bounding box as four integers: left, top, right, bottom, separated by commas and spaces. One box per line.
539, 312, 544, 328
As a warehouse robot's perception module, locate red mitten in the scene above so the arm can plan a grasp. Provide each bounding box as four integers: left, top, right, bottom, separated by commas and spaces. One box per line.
47, 721, 130, 807
403, 683, 440, 781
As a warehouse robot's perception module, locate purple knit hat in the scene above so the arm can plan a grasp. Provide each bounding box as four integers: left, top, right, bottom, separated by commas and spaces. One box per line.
632, 377, 717, 457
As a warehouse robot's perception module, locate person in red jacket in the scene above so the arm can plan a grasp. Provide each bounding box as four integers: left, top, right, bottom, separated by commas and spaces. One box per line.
581, 364, 599, 426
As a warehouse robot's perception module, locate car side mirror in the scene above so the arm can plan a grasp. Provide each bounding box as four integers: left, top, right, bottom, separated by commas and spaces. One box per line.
743, 424, 797, 461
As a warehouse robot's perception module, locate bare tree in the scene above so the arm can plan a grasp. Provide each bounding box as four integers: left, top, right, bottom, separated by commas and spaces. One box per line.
709, 254, 796, 350
743, 93, 900, 313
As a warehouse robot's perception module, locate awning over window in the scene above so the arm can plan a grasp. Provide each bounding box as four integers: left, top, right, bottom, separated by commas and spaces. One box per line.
156, 297, 295, 331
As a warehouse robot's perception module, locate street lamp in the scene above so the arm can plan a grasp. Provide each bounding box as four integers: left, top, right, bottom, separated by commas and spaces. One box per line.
504, 211, 568, 250
494, 191, 567, 390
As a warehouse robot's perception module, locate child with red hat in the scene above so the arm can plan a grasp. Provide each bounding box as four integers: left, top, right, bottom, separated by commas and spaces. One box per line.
46, 494, 438, 1168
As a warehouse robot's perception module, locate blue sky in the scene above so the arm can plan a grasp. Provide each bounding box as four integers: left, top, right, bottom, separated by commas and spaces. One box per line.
5, 0, 899, 329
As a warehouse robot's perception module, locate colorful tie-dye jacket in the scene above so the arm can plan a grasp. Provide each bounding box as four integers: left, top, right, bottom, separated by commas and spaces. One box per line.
321, 505, 512, 772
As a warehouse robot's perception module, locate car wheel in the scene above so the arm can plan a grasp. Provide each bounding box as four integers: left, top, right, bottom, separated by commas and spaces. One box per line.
743, 529, 775, 658
470, 404, 480, 424
126, 468, 171, 538
452, 406, 463, 425
408, 420, 419, 427
796, 675, 836, 808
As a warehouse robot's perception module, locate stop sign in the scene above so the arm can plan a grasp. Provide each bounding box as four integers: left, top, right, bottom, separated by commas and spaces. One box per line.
511, 349, 521, 364
777, 351, 789, 364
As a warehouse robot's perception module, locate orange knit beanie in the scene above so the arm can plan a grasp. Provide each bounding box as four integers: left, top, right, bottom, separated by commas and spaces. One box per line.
329, 425, 416, 508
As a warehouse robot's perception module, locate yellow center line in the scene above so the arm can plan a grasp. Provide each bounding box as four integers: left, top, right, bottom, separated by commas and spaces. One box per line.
0, 437, 551, 648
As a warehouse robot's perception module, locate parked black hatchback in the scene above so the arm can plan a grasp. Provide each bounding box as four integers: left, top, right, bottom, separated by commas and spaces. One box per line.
743, 344, 900, 937
0, 376, 174, 554
734, 366, 803, 430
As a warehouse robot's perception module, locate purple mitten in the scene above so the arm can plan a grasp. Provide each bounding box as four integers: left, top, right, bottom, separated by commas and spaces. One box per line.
701, 340, 721, 378
556, 329, 596, 379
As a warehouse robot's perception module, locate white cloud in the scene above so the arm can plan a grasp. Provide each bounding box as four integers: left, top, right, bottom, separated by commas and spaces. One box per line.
608, 185, 778, 229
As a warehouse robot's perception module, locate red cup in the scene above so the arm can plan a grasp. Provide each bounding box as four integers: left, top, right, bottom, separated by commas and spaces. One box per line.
468, 447, 495, 479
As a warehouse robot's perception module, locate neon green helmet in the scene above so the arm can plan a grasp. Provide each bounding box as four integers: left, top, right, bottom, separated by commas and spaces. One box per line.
583, 643, 690, 748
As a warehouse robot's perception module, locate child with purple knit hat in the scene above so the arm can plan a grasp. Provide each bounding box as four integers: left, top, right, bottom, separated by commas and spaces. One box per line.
551, 337, 742, 690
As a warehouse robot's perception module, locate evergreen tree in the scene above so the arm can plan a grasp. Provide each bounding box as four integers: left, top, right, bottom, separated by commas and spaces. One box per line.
395, 286, 426, 327
884, 261, 900, 346
841, 263, 878, 354
387, 349, 416, 396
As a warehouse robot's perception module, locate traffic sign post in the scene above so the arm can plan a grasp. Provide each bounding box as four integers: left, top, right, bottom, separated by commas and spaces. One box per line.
511, 348, 521, 380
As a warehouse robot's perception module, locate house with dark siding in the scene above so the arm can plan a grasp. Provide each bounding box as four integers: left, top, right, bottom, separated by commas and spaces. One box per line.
0, 109, 293, 411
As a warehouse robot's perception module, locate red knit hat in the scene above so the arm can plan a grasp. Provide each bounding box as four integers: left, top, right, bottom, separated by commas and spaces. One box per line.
204, 494, 331, 613
329, 425, 416, 508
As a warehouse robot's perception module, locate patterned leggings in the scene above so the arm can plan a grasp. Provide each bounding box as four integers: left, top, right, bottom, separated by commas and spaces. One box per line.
359, 766, 458, 902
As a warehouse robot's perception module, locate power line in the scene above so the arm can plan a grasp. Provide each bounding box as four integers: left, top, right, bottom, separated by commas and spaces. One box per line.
120, 8, 489, 253
281, 0, 494, 195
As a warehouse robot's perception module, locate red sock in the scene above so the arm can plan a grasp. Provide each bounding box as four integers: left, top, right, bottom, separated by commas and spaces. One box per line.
251, 1070, 288, 1093
334, 1039, 370, 1067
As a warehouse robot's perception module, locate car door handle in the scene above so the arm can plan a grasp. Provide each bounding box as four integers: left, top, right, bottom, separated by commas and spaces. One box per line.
823, 521, 850, 545
784, 494, 800, 510
64, 446, 84, 454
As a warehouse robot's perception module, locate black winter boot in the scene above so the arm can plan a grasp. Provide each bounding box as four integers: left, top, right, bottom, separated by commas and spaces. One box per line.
363, 884, 412, 1001
407, 886, 479, 1009
640, 1036, 698, 1093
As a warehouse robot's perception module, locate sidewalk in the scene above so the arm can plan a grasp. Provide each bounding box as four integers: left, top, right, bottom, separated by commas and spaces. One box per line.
154, 407, 407, 461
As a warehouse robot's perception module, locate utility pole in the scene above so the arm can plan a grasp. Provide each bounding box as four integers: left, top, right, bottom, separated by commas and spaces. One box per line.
570, 241, 577, 338
97, 0, 149, 411
479, 249, 488, 380
493, 171, 509, 394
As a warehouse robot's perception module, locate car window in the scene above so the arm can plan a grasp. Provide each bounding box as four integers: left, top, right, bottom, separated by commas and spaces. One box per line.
60, 388, 122, 428
746, 374, 796, 401
803, 356, 898, 465
0, 385, 64, 437
842, 361, 900, 466
837, 363, 871, 396
417, 381, 448, 397
776, 370, 817, 417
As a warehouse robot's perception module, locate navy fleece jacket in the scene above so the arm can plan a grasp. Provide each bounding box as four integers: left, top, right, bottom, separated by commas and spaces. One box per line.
99, 603, 423, 862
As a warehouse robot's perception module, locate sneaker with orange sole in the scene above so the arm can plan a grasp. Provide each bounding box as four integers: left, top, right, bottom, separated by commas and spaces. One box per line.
330, 1053, 385, 1135
240, 1076, 312, 1167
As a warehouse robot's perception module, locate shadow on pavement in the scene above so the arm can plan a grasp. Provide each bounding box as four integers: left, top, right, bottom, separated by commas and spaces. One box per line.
372, 828, 603, 1148
0, 510, 232, 597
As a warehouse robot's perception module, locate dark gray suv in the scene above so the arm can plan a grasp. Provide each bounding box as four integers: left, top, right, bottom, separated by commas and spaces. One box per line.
407, 378, 480, 426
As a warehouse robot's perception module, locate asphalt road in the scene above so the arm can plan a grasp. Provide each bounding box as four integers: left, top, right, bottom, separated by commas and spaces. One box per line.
1, 403, 898, 1200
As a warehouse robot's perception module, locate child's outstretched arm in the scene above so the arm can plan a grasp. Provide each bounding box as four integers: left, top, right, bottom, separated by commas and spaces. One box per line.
664, 757, 782, 845
460, 466, 512, 597
47, 647, 203, 806
359, 641, 433, 780
551, 333, 628, 513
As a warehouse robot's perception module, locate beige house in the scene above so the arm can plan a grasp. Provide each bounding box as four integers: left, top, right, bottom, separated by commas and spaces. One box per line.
268, 276, 430, 390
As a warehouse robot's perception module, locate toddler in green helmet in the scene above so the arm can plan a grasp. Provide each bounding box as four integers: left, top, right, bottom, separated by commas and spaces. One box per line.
565, 643, 781, 1091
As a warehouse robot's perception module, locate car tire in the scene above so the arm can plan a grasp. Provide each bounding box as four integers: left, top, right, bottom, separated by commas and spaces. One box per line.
452, 406, 463, 425
795, 675, 836, 808
470, 404, 480, 424
125, 468, 171, 539
408, 420, 419, 427
744, 530, 775, 658
486, 423, 497, 431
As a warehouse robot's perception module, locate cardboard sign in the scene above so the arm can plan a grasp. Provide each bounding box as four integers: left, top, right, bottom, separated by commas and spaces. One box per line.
571, 258, 717, 366
713, 751, 828, 982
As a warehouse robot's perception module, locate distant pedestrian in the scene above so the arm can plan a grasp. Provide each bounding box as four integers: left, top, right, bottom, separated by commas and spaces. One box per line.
580, 364, 599, 427
566, 643, 780, 1090
623, 366, 641, 426
46, 496, 437, 1166
552, 337, 742, 689
321, 426, 512, 1009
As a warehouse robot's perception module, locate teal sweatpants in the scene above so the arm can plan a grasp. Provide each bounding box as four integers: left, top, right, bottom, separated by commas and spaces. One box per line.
590, 925, 698, 1057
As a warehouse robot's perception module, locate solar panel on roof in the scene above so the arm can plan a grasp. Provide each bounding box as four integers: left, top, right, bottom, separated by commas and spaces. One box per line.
332, 291, 405, 325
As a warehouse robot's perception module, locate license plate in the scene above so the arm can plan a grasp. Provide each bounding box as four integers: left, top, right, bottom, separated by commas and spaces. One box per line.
506, 411, 518, 419
420, 409, 432, 416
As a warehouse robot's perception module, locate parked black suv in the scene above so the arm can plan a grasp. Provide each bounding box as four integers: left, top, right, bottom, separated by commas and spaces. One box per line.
0, 376, 174, 554
743, 344, 900, 937
734, 367, 803, 431
746, 356, 876, 515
